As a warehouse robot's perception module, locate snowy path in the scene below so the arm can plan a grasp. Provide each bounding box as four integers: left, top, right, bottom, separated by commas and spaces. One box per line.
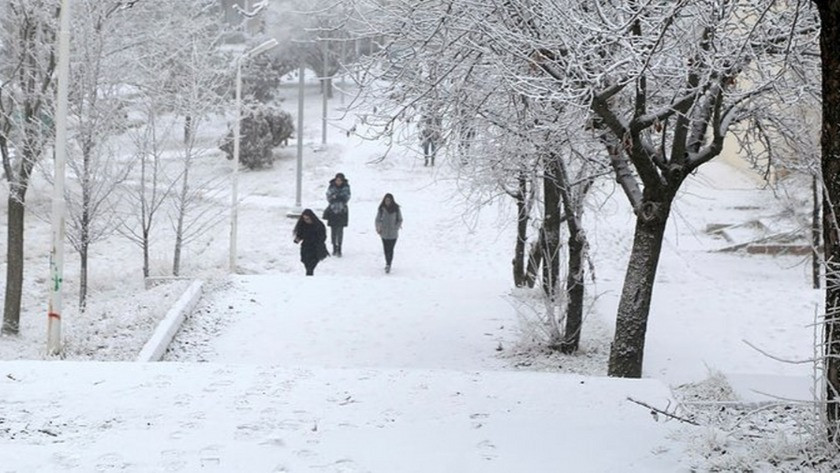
3, 361, 686, 472
168, 274, 514, 371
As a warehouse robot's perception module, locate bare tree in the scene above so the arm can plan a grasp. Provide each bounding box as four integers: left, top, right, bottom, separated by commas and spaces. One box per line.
168, 48, 229, 276
0, 1, 57, 334
156, 6, 231, 276
345, 0, 818, 375
114, 1, 233, 277
458, 0, 817, 377
120, 99, 177, 279
59, 0, 139, 310
343, 0, 608, 354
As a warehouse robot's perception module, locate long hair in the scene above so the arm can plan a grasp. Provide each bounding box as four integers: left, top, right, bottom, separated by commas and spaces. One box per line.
293, 208, 322, 236
378, 193, 399, 213
330, 172, 348, 187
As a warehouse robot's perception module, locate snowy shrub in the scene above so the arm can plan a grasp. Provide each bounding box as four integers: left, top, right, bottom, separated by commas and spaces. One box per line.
242, 49, 296, 102
220, 104, 294, 170
501, 287, 610, 375
674, 373, 840, 472
263, 106, 294, 147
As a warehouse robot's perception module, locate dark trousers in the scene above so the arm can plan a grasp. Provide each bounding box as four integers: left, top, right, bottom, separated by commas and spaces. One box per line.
304, 260, 317, 276
422, 139, 436, 166
330, 226, 344, 250
382, 238, 397, 266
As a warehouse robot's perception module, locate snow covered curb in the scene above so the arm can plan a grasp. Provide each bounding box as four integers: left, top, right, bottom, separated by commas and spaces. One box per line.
136, 280, 204, 362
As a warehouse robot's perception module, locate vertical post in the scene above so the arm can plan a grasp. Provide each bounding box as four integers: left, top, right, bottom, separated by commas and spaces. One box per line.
230, 59, 242, 273
340, 39, 345, 106
354, 38, 361, 83
48, 0, 71, 356
322, 39, 328, 145
295, 61, 304, 210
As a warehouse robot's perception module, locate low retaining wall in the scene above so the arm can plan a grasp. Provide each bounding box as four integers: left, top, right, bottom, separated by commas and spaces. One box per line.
136, 279, 204, 362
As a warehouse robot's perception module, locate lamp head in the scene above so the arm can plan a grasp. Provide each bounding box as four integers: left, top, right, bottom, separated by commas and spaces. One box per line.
246, 38, 279, 57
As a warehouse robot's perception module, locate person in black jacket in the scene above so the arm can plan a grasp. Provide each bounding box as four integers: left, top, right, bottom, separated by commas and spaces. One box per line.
293, 209, 329, 276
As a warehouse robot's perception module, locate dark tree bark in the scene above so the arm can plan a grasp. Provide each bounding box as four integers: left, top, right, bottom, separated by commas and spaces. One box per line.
78, 140, 92, 312
561, 230, 585, 353
525, 229, 544, 288
554, 155, 592, 354
79, 243, 89, 311
608, 199, 672, 377
541, 154, 562, 299
591, 9, 723, 376
142, 226, 150, 278
813, 174, 822, 290
2, 193, 26, 334
0, 5, 57, 334
184, 115, 193, 144
815, 0, 840, 442
512, 173, 530, 287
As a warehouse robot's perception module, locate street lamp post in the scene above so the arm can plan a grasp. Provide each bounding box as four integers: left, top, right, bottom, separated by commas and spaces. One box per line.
295, 59, 304, 213
230, 38, 278, 273
47, 0, 71, 356
321, 38, 328, 146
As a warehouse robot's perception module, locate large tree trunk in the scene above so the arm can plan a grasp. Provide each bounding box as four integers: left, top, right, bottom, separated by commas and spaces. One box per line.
559, 218, 586, 354
2, 193, 26, 334
813, 174, 822, 290
608, 201, 670, 378
817, 0, 840, 441
525, 229, 543, 288
542, 156, 562, 299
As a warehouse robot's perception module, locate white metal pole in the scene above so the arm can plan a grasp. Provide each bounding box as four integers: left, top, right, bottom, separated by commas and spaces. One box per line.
229, 59, 242, 273
295, 61, 304, 210
340, 40, 345, 106
48, 0, 71, 356
321, 39, 328, 145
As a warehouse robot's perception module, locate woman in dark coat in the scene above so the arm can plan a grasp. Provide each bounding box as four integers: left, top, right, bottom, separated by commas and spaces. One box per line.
324, 172, 351, 256
293, 208, 329, 275
375, 193, 403, 274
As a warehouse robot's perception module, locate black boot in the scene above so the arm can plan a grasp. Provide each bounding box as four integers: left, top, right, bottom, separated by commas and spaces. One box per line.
336, 244, 342, 257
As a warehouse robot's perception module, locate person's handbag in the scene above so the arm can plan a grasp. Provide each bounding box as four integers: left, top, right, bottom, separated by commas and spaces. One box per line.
322, 206, 332, 220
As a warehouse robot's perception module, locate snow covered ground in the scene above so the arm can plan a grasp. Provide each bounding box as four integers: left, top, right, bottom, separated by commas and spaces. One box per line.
0, 74, 830, 471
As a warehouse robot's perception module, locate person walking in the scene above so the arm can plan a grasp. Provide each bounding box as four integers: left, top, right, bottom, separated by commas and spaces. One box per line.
324, 172, 351, 256
293, 209, 329, 276
419, 116, 440, 167
375, 193, 403, 274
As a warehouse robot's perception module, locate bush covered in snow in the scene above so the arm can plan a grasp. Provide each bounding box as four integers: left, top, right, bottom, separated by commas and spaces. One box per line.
220, 104, 294, 170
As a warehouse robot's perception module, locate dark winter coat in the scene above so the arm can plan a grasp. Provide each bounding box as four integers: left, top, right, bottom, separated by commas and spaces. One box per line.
294, 215, 329, 266
325, 179, 351, 227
